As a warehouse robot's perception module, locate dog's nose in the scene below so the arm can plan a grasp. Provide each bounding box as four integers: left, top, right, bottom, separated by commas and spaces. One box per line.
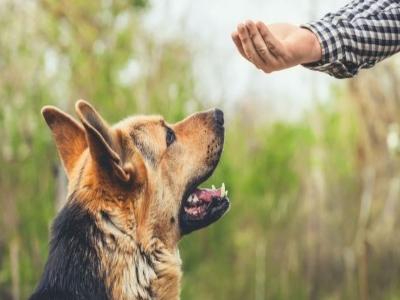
214, 108, 224, 126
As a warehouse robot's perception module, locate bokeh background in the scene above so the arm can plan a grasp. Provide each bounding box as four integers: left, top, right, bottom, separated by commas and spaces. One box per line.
1, 0, 400, 299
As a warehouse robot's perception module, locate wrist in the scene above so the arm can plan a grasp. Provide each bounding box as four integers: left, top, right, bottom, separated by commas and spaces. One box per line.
284, 26, 322, 65
299, 27, 322, 64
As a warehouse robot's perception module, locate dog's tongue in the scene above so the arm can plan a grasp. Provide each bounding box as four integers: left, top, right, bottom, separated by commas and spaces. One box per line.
194, 188, 222, 202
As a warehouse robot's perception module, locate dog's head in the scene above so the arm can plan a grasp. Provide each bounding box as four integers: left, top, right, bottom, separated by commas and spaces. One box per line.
42, 100, 229, 249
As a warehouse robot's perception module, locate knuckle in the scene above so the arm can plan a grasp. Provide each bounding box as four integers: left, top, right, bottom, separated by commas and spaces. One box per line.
266, 41, 275, 50
256, 47, 268, 55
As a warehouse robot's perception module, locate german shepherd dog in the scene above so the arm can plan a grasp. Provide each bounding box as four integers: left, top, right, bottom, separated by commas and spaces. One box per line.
29, 100, 230, 300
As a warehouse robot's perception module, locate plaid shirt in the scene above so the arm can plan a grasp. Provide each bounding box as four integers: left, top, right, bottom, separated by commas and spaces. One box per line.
301, 0, 400, 78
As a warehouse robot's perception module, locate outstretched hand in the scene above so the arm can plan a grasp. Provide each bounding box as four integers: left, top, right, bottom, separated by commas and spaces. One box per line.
231, 20, 322, 73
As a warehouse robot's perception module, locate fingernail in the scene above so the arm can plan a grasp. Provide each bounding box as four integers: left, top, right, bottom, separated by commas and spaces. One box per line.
246, 20, 253, 26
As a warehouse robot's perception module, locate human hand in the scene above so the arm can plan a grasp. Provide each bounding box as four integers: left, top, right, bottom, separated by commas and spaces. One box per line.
231, 20, 322, 73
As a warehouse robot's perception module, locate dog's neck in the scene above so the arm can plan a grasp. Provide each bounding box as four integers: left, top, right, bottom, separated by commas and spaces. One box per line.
101, 232, 182, 300
31, 198, 182, 300
85, 192, 183, 300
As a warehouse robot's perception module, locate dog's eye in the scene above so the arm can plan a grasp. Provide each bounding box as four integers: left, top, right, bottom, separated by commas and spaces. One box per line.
166, 127, 176, 147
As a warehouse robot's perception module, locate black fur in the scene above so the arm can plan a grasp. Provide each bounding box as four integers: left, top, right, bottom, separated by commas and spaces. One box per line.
29, 196, 108, 300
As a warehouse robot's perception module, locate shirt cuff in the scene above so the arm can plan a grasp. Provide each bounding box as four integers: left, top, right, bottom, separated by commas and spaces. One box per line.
300, 21, 357, 78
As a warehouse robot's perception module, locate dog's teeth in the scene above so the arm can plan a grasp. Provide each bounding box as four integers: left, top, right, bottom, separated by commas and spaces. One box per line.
221, 183, 225, 197
212, 185, 216, 190
188, 195, 196, 204
193, 195, 199, 203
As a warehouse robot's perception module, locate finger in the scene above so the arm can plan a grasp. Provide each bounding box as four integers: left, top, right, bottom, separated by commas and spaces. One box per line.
245, 20, 276, 68
231, 31, 247, 59
256, 21, 285, 57
237, 22, 266, 69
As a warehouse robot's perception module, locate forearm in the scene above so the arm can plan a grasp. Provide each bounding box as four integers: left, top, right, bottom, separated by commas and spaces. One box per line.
302, 0, 400, 78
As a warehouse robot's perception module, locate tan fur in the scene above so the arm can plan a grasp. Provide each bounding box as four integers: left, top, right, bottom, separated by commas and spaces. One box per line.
42, 100, 224, 300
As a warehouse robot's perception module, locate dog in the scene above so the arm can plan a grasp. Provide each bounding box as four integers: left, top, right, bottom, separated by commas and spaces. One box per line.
29, 100, 230, 300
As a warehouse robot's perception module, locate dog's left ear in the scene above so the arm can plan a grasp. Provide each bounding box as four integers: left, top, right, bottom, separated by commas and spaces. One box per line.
75, 100, 132, 183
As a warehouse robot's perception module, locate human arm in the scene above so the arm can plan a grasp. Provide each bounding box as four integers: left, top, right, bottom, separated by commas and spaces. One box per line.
231, 0, 400, 78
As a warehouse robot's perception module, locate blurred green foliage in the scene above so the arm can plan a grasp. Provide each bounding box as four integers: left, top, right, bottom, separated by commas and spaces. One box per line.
1, 1, 400, 300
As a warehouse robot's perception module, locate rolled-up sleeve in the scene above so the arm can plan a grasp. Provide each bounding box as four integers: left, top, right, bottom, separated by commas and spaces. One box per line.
301, 0, 400, 78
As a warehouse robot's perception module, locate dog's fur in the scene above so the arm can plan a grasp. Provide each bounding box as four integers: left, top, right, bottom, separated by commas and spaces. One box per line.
29, 100, 227, 300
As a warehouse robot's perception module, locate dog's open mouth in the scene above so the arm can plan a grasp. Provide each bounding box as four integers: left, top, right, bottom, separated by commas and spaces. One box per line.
179, 183, 230, 235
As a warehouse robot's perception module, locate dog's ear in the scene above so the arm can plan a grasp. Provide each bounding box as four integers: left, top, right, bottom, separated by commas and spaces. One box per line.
42, 106, 88, 178
75, 100, 132, 183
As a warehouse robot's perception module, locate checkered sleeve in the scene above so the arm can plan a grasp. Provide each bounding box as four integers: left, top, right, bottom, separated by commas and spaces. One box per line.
301, 0, 400, 78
